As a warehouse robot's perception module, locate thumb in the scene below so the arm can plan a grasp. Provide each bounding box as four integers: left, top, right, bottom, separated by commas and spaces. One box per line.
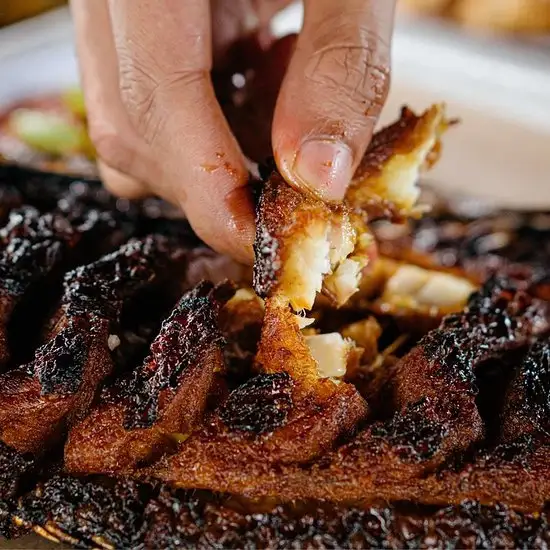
272, 0, 395, 202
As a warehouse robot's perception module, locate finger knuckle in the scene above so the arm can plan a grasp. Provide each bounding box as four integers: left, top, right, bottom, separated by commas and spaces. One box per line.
87, 119, 137, 177
118, 49, 208, 146
98, 162, 145, 200
304, 21, 390, 117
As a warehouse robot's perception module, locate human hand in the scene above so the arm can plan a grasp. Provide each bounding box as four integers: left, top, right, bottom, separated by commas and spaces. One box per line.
70, 0, 395, 264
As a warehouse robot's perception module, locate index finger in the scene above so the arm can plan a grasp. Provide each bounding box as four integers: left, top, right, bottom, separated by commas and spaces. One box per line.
108, 0, 255, 264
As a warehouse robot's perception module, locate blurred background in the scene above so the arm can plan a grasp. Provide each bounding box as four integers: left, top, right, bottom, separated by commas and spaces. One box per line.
401, 0, 550, 36
0, 0, 64, 27
0, 0, 549, 207
3, 0, 550, 36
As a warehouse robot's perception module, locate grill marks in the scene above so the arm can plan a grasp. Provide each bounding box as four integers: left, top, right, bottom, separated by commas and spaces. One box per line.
144, 294, 368, 492
146, 276, 550, 511
219, 372, 294, 434
0, 208, 78, 367
0, 235, 185, 458
0, 164, 549, 546
64, 281, 236, 475
12, 476, 550, 550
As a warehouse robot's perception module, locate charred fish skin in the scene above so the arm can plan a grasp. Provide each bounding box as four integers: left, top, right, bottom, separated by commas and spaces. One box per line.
64, 281, 236, 475
0, 163, 101, 212
0, 234, 188, 460
7, 233, 550, 541
0, 442, 34, 502
502, 339, 550, 440
12, 475, 550, 550
252, 170, 333, 302
145, 274, 550, 509
122, 281, 235, 430
0, 106, 550, 547
376, 192, 550, 286
0, 208, 78, 367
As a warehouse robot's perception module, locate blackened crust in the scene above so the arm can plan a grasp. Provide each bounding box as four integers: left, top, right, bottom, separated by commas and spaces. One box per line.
253, 172, 292, 298
123, 281, 235, 429
0, 207, 77, 297
63, 281, 235, 475
64, 235, 178, 320
253, 171, 330, 298
13, 476, 550, 549
0, 234, 187, 458
219, 372, 294, 434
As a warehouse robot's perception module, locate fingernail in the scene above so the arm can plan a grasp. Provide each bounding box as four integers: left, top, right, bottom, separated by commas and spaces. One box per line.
293, 139, 353, 202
